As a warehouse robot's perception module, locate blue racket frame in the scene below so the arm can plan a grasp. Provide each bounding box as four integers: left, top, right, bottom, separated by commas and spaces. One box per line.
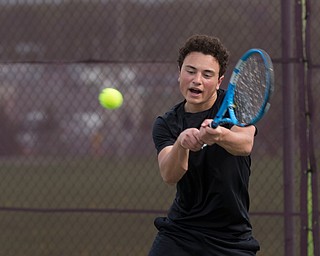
210, 48, 274, 128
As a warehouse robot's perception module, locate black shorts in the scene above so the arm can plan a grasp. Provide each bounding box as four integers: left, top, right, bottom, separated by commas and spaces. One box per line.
148, 217, 260, 256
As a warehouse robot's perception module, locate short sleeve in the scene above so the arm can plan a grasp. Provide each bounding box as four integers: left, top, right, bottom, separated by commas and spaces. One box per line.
152, 116, 177, 154
152, 101, 185, 154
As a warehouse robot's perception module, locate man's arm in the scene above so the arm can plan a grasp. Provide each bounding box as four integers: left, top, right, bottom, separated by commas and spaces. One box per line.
157, 128, 202, 185
200, 119, 256, 156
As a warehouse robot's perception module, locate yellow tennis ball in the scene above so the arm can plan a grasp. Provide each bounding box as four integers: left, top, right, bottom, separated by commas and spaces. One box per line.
98, 88, 123, 109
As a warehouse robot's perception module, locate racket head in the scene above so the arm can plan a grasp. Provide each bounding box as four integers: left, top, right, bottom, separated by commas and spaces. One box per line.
212, 48, 274, 127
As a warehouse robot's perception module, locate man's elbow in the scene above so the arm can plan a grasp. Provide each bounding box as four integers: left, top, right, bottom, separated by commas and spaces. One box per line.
161, 172, 178, 185
244, 140, 254, 155
241, 148, 253, 156
160, 166, 186, 185
227, 142, 254, 156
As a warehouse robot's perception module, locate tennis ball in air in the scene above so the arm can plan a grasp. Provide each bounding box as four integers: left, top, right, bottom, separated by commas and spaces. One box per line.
98, 88, 123, 109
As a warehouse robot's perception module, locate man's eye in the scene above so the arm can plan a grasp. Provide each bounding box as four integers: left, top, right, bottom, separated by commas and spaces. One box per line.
203, 74, 212, 78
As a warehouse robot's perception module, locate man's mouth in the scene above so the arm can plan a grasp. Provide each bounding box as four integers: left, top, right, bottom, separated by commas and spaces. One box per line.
189, 88, 202, 94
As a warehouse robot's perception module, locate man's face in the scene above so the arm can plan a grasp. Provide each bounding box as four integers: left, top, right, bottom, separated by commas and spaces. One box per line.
178, 52, 224, 113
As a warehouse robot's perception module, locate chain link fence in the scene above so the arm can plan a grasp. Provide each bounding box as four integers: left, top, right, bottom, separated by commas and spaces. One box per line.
0, 1, 319, 255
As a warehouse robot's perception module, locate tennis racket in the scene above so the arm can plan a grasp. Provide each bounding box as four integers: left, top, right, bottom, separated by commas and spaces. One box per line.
210, 48, 274, 128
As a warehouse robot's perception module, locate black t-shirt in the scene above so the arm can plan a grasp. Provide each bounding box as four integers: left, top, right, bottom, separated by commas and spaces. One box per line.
152, 89, 255, 239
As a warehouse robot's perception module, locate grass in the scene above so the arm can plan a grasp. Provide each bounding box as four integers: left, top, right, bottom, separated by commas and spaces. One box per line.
0, 154, 295, 255
0, 156, 174, 256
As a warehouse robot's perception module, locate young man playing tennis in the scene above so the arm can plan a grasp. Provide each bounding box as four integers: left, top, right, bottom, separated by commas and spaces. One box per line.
149, 35, 260, 255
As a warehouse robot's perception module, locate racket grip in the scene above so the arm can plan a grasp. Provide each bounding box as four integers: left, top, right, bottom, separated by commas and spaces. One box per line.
209, 121, 218, 129
202, 121, 218, 149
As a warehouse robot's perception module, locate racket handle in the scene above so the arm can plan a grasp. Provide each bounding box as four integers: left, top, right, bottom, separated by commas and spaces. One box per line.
202, 121, 218, 149
209, 121, 218, 128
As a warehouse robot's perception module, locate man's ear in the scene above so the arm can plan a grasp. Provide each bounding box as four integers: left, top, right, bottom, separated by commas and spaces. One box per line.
216, 75, 224, 90
178, 68, 181, 82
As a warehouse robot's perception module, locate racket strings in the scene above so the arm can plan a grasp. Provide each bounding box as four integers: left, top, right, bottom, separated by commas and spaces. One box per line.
234, 54, 268, 124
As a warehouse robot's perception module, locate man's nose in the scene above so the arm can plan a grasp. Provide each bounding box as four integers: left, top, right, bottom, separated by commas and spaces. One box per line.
193, 72, 202, 84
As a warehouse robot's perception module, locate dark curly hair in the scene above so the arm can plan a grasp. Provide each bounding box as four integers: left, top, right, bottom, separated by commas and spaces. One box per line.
177, 35, 230, 78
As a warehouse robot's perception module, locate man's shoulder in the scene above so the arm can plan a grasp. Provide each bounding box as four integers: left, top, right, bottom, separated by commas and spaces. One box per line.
162, 100, 185, 119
